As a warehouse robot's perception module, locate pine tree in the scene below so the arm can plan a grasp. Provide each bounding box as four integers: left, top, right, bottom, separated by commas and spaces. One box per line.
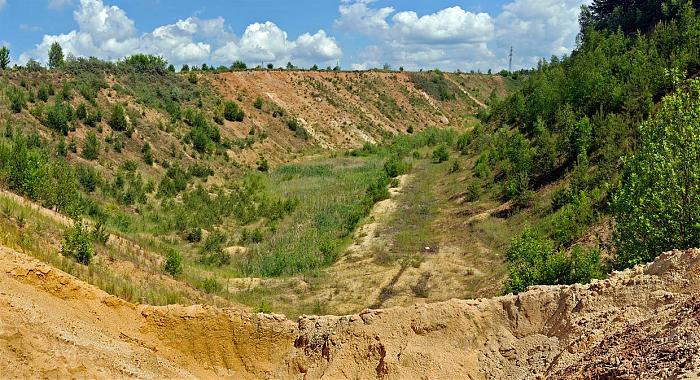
0, 46, 9, 70
48, 42, 64, 69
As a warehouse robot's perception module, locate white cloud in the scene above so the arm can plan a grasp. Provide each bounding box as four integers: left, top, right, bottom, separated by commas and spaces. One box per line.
335, 0, 393, 35
337, 0, 587, 71
0, 0, 6, 11
20, 0, 342, 68
214, 23, 342, 67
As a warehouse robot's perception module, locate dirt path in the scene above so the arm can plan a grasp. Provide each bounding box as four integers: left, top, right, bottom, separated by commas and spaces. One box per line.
445, 76, 488, 108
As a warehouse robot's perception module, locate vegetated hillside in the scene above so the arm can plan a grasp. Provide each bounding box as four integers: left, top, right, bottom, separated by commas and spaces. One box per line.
3, 241, 700, 379
0, 55, 511, 315
455, 0, 700, 293
212, 70, 506, 163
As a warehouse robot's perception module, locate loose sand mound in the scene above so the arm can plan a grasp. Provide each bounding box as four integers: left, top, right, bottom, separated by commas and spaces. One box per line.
2, 245, 699, 379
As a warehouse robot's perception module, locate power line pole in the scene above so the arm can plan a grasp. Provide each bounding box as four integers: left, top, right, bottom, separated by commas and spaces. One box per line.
508, 46, 513, 73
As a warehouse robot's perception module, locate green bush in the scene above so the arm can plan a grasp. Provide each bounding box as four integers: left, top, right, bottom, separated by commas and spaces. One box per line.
163, 248, 183, 276
76, 164, 100, 192
200, 277, 222, 293
45, 102, 70, 135
383, 155, 411, 178
198, 231, 230, 267
254, 96, 264, 109
6, 86, 26, 113
76, 103, 87, 120
61, 220, 93, 265
108, 104, 127, 131
81, 131, 100, 160
505, 228, 602, 294
142, 142, 153, 165
224, 101, 244, 122
432, 144, 449, 163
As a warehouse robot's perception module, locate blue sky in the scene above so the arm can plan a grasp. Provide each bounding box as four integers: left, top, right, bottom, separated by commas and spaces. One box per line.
0, 0, 588, 71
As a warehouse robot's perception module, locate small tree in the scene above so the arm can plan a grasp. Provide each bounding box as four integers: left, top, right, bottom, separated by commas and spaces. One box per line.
163, 248, 183, 276
167, 64, 175, 72
0, 46, 9, 70
142, 142, 153, 165
613, 76, 700, 268
181, 64, 190, 72
48, 42, 64, 69
231, 60, 247, 71
432, 144, 449, 163
108, 104, 127, 131
223, 101, 244, 122
81, 131, 100, 160
61, 220, 93, 265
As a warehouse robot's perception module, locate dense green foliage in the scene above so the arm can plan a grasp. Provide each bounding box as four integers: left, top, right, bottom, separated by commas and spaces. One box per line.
223, 100, 244, 122
613, 76, 700, 268
505, 228, 603, 293
467, 0, 700, 292
61, 220, 93, 265
48, 42, 64, 69
0, 46, 9, 70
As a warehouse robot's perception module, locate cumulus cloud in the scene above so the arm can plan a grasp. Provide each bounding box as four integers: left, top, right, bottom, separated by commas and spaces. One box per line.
337, 0, 587, 71
214, 22, 342, 67
20, 0, 342, 67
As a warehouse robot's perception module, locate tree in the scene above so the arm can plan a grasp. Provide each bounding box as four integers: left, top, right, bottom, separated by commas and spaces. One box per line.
0, 46, 9, 69
267, 63, 274, 70
310, 64, 319, 71
108, 104, 127, 131
167, 64, 175, 72
613, 76, 700, 269
142, 142, 153, 165
163, 248, 183, 276
432, 144, 449, 163
61, 220, 93, 265
231, 60, 247, 70
48, 42, 64, 69
181, 64, 190, 72
223, 101, 244, 122
81, 131, 100, 160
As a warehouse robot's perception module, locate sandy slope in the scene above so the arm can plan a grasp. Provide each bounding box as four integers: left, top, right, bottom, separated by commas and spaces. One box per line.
2, 244, 700, 379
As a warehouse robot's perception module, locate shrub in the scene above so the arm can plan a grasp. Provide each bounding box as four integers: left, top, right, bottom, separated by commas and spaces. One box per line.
254, 96, 264, 109
383, 156, 411, 178
142, 142, 153, 165
108, 104, 127, 131
231, 60, 247, 71
257, 158, 269, 172
45, 102, 70, 135
81, 131, 100, 160
223, 101, 244, 122
76, 103, 87, 120
465, 180, 480, 202
450, 160, 461, 173
185, 227, 202, 243
6, 86, 26, 113
163, 249, 183, 276
367, 174, 390, 203
504, 228, 602, 294
432, 144, 449, 163
199, 231, 231, 267
76, 164, 100, 192
200, 277, 222, 293
286, 118, 308, 139
61, 220, 93, 265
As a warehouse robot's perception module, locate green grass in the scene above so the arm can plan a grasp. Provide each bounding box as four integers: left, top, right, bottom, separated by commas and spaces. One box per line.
239, 156, 385, 276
